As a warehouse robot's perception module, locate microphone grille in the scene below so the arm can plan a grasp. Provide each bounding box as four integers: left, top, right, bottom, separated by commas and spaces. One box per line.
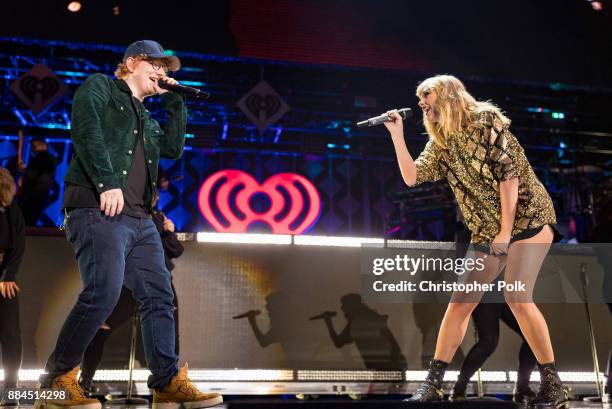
399, 108, 413, 119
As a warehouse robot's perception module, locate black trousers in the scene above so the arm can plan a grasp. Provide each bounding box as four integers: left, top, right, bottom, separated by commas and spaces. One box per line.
0, 294, 22, 388
20, 189, 51, 226
79, 284, 179, 387
455, 302, 537, 391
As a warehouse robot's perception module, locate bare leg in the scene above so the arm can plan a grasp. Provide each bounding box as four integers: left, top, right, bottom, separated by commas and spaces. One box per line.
504, 226, 568, 406
406, 249, 507, 402
504, 226, 554, 363
433, 302, 478, 363
433, 250, 506, 363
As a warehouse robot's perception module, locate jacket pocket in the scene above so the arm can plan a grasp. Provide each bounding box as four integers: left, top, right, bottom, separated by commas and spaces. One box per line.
103, 96, 130, 130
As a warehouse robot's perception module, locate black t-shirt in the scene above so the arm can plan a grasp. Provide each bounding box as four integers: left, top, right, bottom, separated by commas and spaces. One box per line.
121, 97, 150, 218
62, 95, 151, 218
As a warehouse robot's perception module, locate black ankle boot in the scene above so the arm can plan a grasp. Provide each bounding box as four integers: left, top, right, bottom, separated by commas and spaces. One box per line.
450, 378, 468, 402
513, 381, 536, 404
404, 359, 448, 402
78, 374, 93, 397
0, 381, 19, 406
528, 362, 569, 408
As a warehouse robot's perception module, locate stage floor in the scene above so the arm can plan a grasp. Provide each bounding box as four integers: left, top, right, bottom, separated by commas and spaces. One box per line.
89, 380, 607, 397
2, 400, 611, 408
4, 381, 609, 408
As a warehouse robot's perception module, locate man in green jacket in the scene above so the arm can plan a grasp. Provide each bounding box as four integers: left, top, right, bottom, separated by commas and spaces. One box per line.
36, 40, 222, 409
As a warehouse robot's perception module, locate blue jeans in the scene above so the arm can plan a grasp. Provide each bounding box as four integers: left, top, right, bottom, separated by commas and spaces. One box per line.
40, 208, 178, 390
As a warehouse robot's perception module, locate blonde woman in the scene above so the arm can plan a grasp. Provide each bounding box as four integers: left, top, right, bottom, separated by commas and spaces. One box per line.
385, 75, 567, 407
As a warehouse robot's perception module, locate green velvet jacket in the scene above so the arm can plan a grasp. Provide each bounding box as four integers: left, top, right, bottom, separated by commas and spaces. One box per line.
64, 73, 187, 206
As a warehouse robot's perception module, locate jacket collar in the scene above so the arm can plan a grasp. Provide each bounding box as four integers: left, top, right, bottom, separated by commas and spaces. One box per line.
114, 79, 148, 113
115, 79, 133, 95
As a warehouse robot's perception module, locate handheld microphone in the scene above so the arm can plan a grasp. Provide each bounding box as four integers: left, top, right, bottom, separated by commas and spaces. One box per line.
356, 108, 412, 128
309, 311, 337, 320
232, 310, 261, 319
158, 79, 210, 99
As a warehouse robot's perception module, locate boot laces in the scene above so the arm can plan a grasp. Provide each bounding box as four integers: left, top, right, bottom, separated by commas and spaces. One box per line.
57, 378, 87, 400
535, 372, 561, 400
178, 376, 201, 396
415, 380, 437, 397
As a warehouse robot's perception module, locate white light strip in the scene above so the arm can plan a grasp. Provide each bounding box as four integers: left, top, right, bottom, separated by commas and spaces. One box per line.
509, 371, 534, 382
469, 371, 508, 382
194, 232, 387, 247
558, 372, 606, 383
443, 370, 460, 381
193, 383, 283, 395
187, 370, 294, 381
196, 232, 292, 245
509, 371, 606, 383
405, 370, 430, 382
386, 240, 455, 250
298, 370, 403, 381
93, 370, 150, 381
93, 369, 293, 382
0, 369, 46, 381
6, 369, 603, 383
412, 370, 505, 383
294, 235, 385, 247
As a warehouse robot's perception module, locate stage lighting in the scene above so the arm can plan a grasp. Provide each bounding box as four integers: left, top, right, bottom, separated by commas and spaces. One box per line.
67, 1, 82, 12
294, 235, 384, 247
586, 0, 604, 10
196, 232, 292, 245
298, 370, 403, 381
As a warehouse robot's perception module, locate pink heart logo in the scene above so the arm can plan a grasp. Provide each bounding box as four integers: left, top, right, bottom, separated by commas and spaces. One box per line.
198, 170, 321, 234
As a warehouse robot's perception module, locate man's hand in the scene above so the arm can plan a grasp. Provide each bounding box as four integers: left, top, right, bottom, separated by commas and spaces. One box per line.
163, 216, 175, 233
152, 76, 179, 95
0, 281, 20, 299
100, 188, 124, 217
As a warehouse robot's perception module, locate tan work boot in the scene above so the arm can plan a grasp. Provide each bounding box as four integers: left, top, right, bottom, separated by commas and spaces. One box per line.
153, 363, 223, 409
34, 367, 101, 409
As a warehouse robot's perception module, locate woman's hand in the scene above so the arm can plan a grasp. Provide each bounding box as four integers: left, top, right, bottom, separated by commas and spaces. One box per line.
383, 110, 404, 138
490, 230, 512, 255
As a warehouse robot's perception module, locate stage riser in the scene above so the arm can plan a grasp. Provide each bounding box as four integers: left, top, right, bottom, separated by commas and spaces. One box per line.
17, 237, 612, 375
11, 381, 603, 398
226, 400, 518, 409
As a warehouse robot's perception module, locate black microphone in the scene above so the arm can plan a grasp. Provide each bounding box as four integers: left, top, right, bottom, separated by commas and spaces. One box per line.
158, 80, 210, 99
309, 311, 337, 320
232, 310, 261, 319
356, 108, 412, 128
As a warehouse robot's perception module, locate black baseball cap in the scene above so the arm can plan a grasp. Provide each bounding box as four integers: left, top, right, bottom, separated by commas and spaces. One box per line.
123, 40, 181, 72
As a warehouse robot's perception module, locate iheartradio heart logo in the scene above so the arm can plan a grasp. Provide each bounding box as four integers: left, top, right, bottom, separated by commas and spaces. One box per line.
198, 170, 321, 234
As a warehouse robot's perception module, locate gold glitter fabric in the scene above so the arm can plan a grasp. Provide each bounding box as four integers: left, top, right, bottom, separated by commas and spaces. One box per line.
413, 110, 557, 244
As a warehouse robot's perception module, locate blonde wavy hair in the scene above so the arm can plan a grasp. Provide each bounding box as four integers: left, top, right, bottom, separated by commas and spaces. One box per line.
416, 75, 510, 148
0, 167, 16, 207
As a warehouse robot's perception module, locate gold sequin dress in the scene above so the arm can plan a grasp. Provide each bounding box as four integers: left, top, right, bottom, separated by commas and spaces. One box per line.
414, 110, 557, 244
